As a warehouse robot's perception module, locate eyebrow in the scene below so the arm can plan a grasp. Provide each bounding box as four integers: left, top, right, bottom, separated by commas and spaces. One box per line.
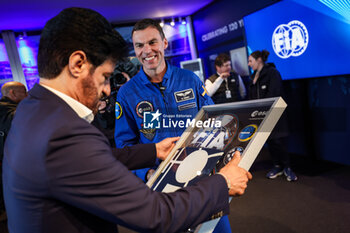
135, 38, 158, 45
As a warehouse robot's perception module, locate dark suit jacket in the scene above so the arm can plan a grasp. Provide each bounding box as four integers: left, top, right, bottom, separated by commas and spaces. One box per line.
0, 96, 18, 160
3, 84, 229, 233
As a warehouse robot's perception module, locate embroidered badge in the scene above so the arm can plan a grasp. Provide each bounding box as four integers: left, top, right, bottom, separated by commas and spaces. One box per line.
140, 128, 156, 141
136, 101, 154, 118
201, 85, 209, 97
115, 102, 123, 120
178, 102, 197, 111
174, 89, 195, 102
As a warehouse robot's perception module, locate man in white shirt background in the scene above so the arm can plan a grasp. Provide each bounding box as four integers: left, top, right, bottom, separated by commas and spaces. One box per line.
205, 53, 246, 104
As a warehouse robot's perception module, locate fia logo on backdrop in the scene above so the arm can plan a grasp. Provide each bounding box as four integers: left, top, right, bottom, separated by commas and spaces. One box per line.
272, 20, 309, 59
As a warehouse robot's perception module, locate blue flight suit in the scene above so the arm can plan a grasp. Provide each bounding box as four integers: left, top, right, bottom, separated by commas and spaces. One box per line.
115, 62, 231, 233
115, 62, 213, 151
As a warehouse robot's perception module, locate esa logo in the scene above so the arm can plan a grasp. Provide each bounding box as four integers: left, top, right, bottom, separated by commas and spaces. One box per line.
251, 110, 267, 118
272, 20, 308, 59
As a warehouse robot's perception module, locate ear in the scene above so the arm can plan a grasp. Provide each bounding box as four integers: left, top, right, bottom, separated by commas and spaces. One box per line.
8, 89, 16, 100
163, 38, 169, 50
68, 51, 89, 78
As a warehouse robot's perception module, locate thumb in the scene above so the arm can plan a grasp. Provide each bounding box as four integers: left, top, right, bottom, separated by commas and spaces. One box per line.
168, 136, 180, 143
231, 151, 241, 166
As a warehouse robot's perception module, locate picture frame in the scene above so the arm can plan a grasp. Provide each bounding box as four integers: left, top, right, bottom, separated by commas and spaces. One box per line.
146, 97, 287, 232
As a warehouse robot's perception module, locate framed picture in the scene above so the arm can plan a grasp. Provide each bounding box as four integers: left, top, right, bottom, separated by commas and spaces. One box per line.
146, 97, 287, 232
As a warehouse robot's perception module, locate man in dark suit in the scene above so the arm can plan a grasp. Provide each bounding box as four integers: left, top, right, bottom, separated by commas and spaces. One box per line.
3, 8, 252, 233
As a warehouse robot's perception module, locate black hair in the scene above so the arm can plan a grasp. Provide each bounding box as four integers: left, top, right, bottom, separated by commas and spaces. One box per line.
132, 18, 165, 40
38, 7, 128, 79
250, 50, 270, 63
214, 53, 231, 67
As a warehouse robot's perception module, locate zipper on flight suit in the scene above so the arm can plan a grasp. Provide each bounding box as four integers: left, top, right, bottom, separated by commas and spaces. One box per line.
153, 82, 177, 136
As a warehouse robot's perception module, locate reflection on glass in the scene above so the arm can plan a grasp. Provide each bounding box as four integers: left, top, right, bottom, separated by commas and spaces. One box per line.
16, 34, 40, 90
0, 38, 14, 98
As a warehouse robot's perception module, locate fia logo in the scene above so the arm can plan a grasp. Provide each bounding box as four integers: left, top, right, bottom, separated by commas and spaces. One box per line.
272, 20, 309, 59
143, 110, 162, 129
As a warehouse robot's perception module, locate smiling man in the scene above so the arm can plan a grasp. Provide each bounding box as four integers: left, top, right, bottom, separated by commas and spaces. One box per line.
115, 19, 214, 181
3, 8, 251, 233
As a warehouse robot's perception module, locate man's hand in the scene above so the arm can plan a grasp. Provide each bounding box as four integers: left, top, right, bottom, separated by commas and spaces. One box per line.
219, 151, 252, 196
220, 72, 230, 79
155, 137, 180, 160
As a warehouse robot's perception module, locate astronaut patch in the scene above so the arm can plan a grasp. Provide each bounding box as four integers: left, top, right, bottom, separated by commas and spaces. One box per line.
136, 101, 154, 118
174, 89, 194, 103
140, 128, 156, 141
115, 102, 123, 120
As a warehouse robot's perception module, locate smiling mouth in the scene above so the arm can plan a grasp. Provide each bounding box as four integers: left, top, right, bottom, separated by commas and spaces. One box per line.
144, 55, 156, 61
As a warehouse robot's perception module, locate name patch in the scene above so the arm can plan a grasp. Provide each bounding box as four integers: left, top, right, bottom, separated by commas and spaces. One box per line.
174, 89, 195, 103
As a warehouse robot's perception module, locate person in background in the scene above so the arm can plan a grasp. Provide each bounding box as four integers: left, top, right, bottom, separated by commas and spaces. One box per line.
248, 49, 297, 181
3, 8, 251, 233
205, 53, 246, 104
0, 81, 27, 224
115, 18, 234, 233
0, 81, 28, 158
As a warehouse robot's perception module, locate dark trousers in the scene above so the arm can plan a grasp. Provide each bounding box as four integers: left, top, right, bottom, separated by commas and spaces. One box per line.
267, 137, 290, 167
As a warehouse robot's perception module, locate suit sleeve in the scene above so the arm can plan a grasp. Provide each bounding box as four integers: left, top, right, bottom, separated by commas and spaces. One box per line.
114, 92, 140, 148
48, 127, 229, 233
111, 143, 156, 170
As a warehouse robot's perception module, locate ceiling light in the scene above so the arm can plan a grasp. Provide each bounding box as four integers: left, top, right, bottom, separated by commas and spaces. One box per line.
159, 19, 164, 28
179, 17, 186, 25
170, 17, 175, 27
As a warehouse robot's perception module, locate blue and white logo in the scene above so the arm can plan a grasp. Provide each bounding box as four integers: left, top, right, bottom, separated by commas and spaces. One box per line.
272, 20, 309, 59
143, 110, 162, 129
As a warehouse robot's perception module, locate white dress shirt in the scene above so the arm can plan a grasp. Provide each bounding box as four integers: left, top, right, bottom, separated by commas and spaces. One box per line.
40, 84, 94, 123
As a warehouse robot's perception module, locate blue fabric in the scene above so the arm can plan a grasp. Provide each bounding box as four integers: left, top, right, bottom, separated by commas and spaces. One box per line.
213, 216, 232, 233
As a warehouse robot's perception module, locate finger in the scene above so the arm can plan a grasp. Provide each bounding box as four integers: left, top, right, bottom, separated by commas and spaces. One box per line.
247, 171, 253, 180
231, 151, 241, 165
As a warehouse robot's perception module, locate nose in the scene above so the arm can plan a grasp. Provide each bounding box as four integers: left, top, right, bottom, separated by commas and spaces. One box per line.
103, 83, 111, 97
143, 43, 152, 53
